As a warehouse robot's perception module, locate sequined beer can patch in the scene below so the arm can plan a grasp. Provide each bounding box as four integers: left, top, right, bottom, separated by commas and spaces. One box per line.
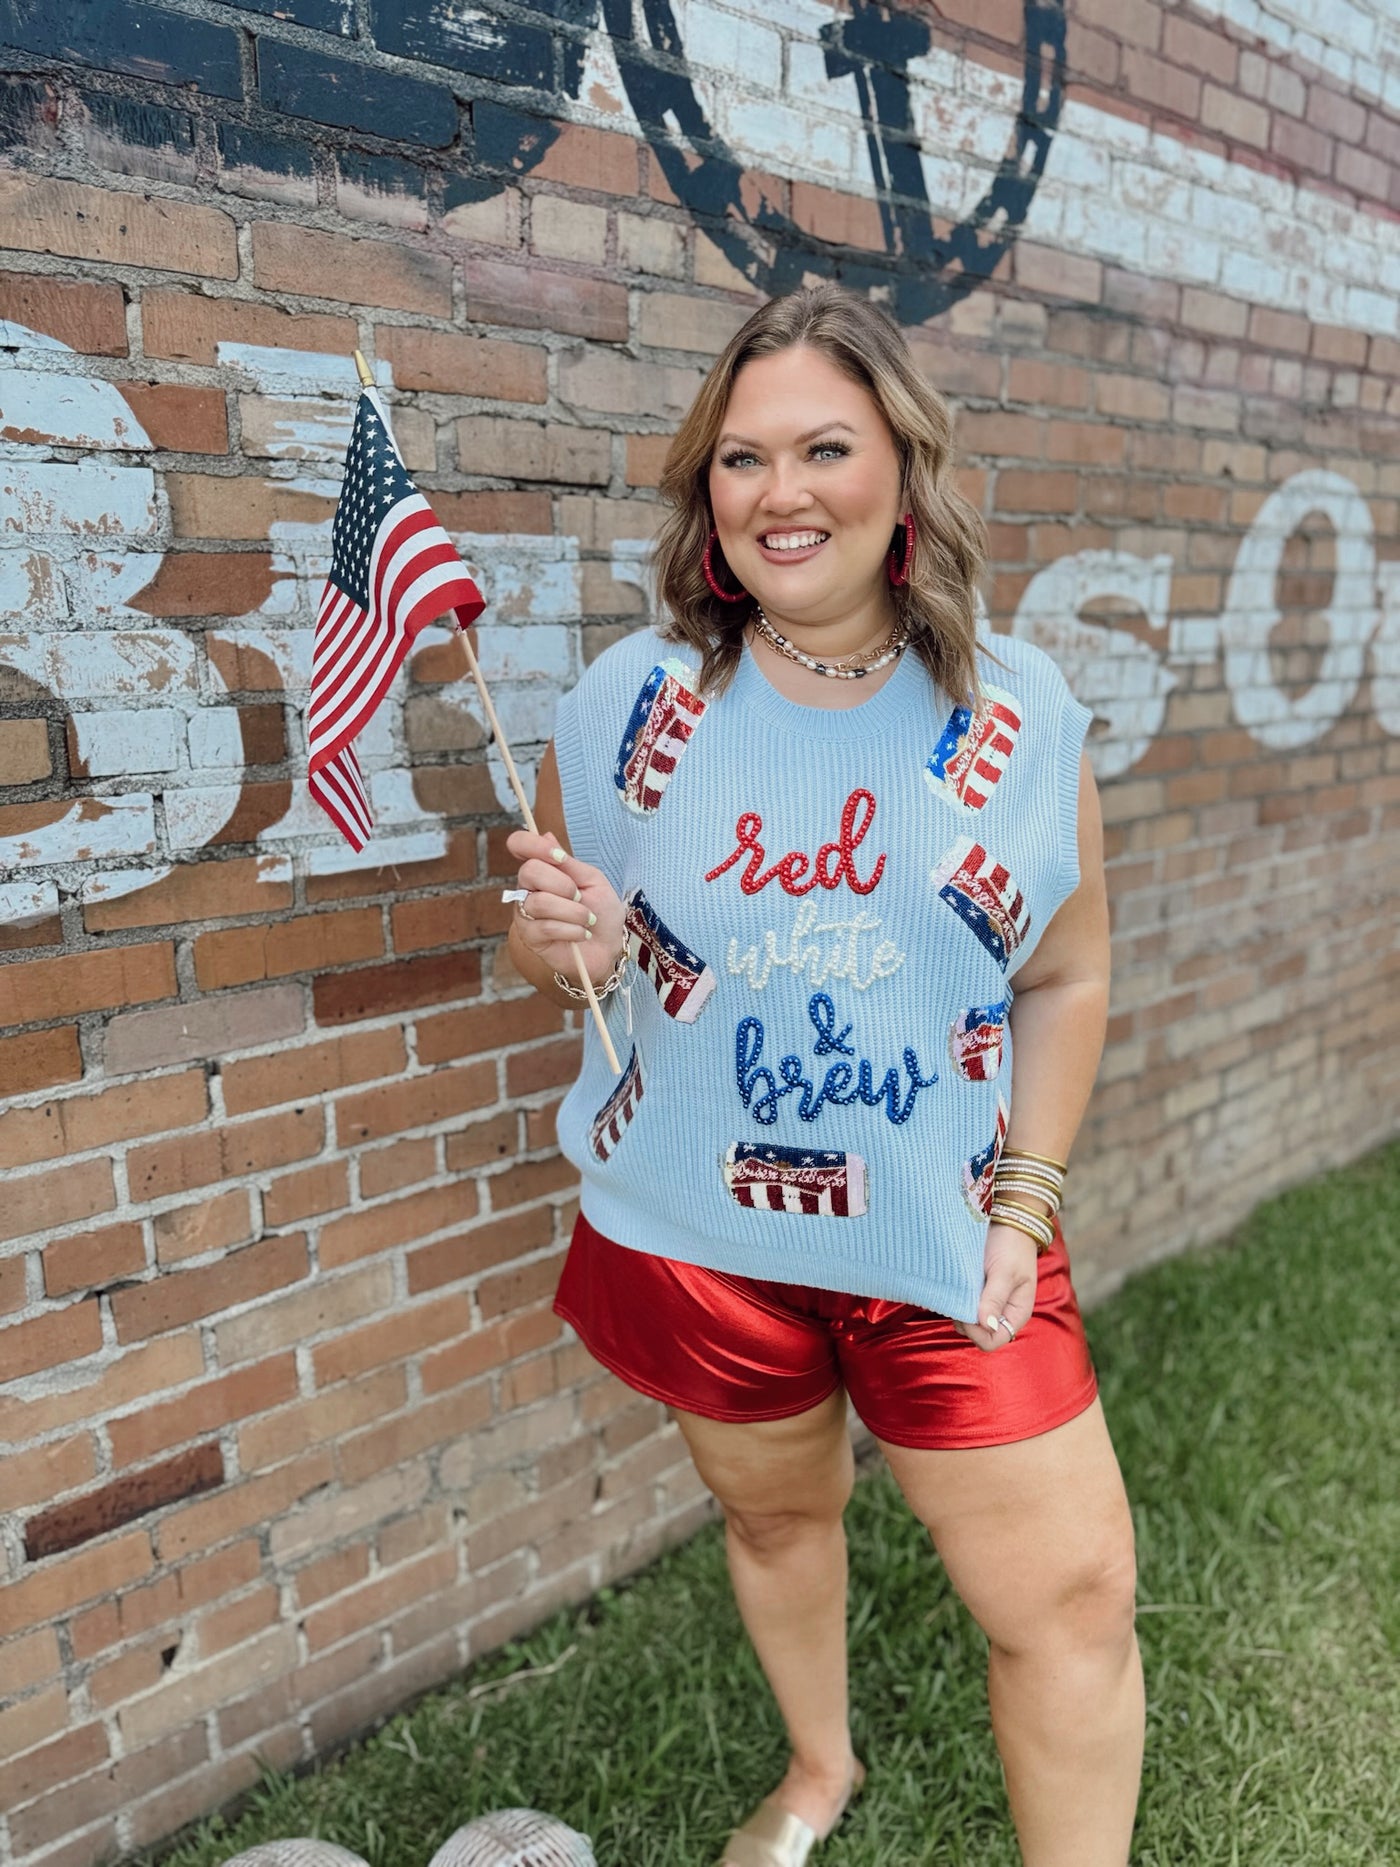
590, 1046, 645, 1162
931, 837, 1030, 971
624, 888, 717, 1023
961, 1092, 1010, 1218
723, 1142, 868, 1217
614, 664, 706, 815
925, 683, 1022, 811
948, 1000, 1007, 1081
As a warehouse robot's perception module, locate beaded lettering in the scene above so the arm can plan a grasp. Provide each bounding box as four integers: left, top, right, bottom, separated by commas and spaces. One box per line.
735, 993, 937, 1127
725, 900, 906, 993
705, 788, 886, 898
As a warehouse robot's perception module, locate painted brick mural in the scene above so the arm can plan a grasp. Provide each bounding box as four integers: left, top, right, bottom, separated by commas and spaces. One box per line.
1, 2, 1399, 1859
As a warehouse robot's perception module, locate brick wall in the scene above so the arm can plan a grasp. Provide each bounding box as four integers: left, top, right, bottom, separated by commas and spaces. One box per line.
2, 1, 1398, 1860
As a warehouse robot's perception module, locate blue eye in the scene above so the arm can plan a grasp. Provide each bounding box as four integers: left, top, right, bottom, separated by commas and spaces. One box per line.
720, 450, 758, 469
811, 441, 851, 460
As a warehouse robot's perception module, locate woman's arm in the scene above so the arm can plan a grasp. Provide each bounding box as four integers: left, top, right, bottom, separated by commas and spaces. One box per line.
957, 749, 1110, 1351
505, 740, 628, 1009
1001, 747, 1112, 1185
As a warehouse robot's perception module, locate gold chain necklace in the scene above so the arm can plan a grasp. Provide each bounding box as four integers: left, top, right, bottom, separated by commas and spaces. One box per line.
753, 608, 907, 681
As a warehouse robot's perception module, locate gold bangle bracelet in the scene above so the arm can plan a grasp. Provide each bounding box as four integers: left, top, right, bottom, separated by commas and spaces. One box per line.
999, 1147, 1069, 1172
988, 1203, 1056, 1254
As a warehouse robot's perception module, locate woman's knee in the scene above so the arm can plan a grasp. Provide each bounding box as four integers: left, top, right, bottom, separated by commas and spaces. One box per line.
723, 1496, 850, 1555
992, 1523, 1138, 1659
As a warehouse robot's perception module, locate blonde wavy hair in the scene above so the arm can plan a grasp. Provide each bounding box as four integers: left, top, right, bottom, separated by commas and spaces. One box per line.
654, 281, 1003, 704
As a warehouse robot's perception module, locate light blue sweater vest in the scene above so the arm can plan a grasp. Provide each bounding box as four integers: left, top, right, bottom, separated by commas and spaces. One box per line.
553, 623, 1093, 1324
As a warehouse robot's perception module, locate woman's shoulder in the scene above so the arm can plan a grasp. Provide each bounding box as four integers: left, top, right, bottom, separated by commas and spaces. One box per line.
975, 623, 1079, 709
567, 623, 703, 717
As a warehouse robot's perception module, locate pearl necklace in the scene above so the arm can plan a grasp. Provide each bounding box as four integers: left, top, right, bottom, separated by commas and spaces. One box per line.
753, 607, 907, 680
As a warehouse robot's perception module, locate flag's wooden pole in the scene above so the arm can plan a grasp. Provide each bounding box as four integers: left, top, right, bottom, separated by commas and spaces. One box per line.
458, 631, 622, 1075
350, 350, 622, 1075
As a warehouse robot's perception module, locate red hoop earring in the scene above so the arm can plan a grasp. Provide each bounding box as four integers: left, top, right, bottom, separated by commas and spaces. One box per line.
888, 511, 916, 588
703, 528, 749, 604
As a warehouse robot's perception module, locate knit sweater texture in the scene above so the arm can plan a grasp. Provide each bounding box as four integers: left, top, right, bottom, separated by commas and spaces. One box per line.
552, 622, 1093, 1324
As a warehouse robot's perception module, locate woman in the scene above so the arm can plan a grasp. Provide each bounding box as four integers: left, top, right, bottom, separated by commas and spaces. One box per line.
505, 284, 1142, 1867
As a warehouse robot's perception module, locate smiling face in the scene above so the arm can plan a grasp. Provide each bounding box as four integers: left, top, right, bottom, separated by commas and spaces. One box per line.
707, 344, 905, 635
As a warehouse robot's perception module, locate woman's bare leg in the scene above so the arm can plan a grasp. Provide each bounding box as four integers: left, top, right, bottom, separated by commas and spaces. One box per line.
672, 1388, 861, 1837
879, 1397, 1143, 1867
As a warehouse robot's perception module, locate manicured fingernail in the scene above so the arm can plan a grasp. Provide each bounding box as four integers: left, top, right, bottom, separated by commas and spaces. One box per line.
572, 884, 582, 902
587, 911, 597, 927
550, 847, 567, 863
584, 928, 593, 939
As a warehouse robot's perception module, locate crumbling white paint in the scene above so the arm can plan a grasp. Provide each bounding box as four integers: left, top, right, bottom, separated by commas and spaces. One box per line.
0, 880, 58, 926
1372, 562, 1400, 739
1218, 471, 1377, 750
70, 710, 183, 777
1012, 552, 1178, 780
0, 795, 156, 870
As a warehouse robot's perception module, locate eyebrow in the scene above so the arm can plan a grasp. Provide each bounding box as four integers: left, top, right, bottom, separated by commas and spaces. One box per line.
716, 421, 857, 449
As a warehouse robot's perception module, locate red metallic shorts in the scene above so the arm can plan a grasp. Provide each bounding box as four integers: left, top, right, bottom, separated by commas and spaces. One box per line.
554, 1210, 1098, 1451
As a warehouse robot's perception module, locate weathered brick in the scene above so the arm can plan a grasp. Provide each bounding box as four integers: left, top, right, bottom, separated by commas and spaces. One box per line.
1, 0, 241, 92
359, 1136, 435, 1199
0, 174, 237, 276
252, 223, 452, 317
0, 1069, 207, 1172
302, 1544, 457, 1652
318, 1179, 480, 1270
237, 1366, 405, 1472
105, 981, 304, 1076
311, 1291, 474, 1387
116, 382, 228, 454
214, 1260, 394, 1363
374, 326, 546, 402
0, 1434, 97, 1515
406, 1201, 553, 1296
0, 1722, 110, 1820
25, 1444, 223, 1561
312, 949, 483, 1025
111, 1234, 310, 1343
223, 1027, 405, 1117
0, 942, 175, 1030
0, 1026, 83, 1097
0, 1161, 115, 1248
152, 1188, 253, 1265
0, 270, 128, 355
193, 909, 384, 991
125, 1107, 322, 1203
454, 415, 611, 485
108, 1355, 299, 1466
376, 4, 553, 85
157, 1450, 334, 1564
463, 255, 629, 342
263, 1158, 351, 1227
0, 1529, 152, 1642
216, 123, 317, 205
142, 290, 357, 366
258, 39, 456, 148
42, 1220, 147, 1298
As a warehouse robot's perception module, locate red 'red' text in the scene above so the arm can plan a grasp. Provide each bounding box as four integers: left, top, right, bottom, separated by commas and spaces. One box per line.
704, 788, 886, 897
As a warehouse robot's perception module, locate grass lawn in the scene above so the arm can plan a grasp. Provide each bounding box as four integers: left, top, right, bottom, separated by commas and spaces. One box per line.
150, 1136, 1399, 1867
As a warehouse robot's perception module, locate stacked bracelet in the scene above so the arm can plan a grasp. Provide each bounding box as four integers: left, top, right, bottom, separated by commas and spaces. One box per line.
989, 1147, 1068, 1254
553, 948, 630, 1001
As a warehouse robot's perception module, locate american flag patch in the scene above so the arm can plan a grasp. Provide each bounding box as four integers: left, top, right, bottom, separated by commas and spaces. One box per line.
931, 837, 1031, 970
723, 1142, 868, 1218
925, 682, 1022, 811
614, 664, 706, 815
624, 889, 717, 1023
962, 1093, 1010, 1218
948, 1001, 1007, 1082
589, 1046, 645, 1162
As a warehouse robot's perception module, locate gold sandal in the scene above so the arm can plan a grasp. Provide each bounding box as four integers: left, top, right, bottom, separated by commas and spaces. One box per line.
717, 1760, 867, 1867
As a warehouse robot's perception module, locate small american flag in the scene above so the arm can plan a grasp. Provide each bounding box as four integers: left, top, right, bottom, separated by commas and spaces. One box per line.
307, 388, 484, 849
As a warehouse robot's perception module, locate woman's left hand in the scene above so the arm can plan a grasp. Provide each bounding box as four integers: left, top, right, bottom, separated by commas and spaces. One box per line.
955, 1224, 1038, 1352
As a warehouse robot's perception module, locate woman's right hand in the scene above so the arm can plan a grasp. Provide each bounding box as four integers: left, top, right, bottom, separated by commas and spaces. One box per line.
506, 827, 627, 984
